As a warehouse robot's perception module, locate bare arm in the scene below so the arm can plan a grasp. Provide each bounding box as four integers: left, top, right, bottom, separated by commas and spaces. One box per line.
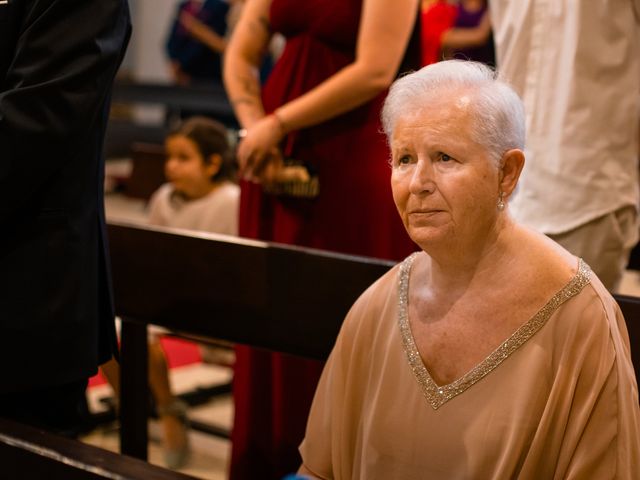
223, 0, 272, 129
272, 0, 418, 132
233, 0, 419, 179
180, 10, 227, 53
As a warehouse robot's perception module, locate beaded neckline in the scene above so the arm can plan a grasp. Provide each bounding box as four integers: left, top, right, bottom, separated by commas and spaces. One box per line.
397, 253, 592, 410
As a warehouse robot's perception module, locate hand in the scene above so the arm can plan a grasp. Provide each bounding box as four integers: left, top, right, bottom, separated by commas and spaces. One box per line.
255, 148, 285, 187
179, 10, 199, 34
237, 113, 285, 179
169, 61, 190, 86
180, 11, 211, 41
179, 10, 228, 53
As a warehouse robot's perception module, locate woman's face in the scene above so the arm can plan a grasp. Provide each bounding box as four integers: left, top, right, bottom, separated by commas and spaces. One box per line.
164, 134, 218, 199
390, 94, 501, 251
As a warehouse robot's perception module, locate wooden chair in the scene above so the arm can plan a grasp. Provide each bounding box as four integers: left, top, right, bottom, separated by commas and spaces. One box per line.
124, 142, 166, 200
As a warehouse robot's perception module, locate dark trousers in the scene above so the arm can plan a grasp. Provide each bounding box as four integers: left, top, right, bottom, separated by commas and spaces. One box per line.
0, 379, 90, 438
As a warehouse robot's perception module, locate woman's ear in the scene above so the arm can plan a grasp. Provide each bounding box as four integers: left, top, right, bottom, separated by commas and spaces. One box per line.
499, 149, 525, 198
205, 153, 223, 178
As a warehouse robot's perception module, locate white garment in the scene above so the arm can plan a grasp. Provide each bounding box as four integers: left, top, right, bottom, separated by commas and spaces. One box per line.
490, 0, 640, 234
147, 181, 240, 235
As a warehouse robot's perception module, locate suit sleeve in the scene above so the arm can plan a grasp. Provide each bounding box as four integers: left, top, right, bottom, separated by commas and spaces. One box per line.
0, 0, 130, 222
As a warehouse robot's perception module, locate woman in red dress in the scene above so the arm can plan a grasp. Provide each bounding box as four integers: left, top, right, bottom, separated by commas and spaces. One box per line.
224, 0, 419, 477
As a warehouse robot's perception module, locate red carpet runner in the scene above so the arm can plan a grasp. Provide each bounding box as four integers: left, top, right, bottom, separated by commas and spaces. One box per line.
88, 337, 202, 387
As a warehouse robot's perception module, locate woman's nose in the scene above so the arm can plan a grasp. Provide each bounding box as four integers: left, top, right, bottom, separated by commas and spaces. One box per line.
409, 159, 436, 195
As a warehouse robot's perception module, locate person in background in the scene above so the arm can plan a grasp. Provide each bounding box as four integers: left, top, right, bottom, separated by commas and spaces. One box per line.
147, 116, 239, 232
0, 0, 130, 436
446, 0, 494, 65
101, 116, 239, 469
299, 60, 640, 479
420, 0, 492, 66
489, 0, 640, 291
166, 0, 231, 87
223, 0, 421, 477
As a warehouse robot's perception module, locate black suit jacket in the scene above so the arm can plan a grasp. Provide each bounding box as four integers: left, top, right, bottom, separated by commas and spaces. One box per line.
0, 0, 131, 392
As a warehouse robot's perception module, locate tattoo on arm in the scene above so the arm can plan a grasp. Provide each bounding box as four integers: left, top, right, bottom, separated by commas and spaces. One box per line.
258, 15, 270, 33
238, 74, 260, 97
231, 96, 259, 107
231, 74, 263, 115
248, 15, 271, 36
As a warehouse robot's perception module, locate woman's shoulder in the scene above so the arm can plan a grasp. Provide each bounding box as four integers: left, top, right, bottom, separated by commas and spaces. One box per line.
506, 225, 579, 290
549, 263, 626, 349
340, 257, 411, 333
360, 260, 404, 301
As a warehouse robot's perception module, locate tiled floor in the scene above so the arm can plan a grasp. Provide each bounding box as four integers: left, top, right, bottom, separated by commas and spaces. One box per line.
88, 167, 640, 479
82, 363, 233, 479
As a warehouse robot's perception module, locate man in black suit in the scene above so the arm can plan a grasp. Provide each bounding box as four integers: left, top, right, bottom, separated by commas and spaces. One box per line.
0, 0, 131, 436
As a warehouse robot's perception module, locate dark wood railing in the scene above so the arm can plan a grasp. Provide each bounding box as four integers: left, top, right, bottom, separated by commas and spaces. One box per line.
108, 222, 640, 460
4, 222, 638, 475
109, 221, 394, 459
0, 417, 197, 479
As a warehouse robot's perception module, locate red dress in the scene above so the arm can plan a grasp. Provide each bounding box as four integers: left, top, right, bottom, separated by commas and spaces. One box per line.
420, 1, 457, 65
230, 1, 417, 478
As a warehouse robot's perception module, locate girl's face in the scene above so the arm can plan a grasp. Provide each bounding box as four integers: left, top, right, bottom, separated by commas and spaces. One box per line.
164, 134, 220, 199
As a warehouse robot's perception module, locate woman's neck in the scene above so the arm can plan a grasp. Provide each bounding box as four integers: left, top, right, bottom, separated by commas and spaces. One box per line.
423, 216, 517, 295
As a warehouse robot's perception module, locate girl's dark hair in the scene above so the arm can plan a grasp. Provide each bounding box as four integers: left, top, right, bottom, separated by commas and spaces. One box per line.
168, 116, 236, 182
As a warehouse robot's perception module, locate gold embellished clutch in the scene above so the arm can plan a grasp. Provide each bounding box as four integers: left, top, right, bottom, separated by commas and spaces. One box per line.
262, 160, 320, 198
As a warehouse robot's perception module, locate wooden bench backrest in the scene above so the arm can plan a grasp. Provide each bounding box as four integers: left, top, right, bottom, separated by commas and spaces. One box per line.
0, 418, 197, 479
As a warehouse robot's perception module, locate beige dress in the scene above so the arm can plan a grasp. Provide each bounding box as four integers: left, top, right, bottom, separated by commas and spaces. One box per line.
300, 254, 640, 479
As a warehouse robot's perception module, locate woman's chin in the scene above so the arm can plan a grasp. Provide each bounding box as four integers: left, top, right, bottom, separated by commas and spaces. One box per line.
406, 226, 452, 251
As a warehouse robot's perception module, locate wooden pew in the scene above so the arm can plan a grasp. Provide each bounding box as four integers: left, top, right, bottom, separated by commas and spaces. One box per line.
109, 221, 394, 459
108, 222, 640, 460
111, 81, 238, 129
109, 221, 393, 360
124, 142, 166, 200
104, 119, 168, 159
0, 417, 197, 479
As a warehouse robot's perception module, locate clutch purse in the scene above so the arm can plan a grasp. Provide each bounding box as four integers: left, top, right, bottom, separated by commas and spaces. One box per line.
262, 158, 320, 198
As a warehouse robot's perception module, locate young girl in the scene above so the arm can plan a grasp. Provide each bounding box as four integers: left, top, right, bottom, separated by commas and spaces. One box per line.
102, 116, 239, 470
149, 116, 239, 468
148, 116, 239, 234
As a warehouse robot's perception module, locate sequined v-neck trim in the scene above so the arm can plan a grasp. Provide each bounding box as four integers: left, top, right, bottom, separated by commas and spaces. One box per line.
398, 253, 592, 410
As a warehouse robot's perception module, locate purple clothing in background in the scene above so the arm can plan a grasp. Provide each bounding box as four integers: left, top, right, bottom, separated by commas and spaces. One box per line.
451, 2, 495, 65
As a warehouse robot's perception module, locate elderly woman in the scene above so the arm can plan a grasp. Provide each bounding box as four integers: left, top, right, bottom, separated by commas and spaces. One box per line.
298, 60, 640, 479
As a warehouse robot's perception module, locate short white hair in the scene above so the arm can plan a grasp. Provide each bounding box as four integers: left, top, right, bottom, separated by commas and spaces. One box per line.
381, 60, 525, 165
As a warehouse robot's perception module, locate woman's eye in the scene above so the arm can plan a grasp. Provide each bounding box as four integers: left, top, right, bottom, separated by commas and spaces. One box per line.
397, 154, 411, 165
439, 153, 452, 162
